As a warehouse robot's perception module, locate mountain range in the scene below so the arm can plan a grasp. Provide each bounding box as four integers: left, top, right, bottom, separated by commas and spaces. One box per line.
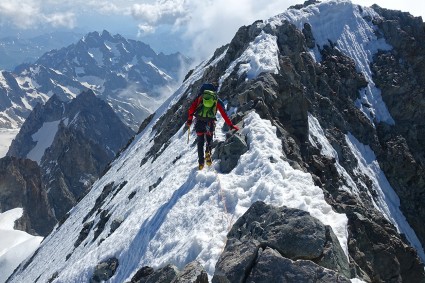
0, 30, 192, 131
4, 0, 425, 282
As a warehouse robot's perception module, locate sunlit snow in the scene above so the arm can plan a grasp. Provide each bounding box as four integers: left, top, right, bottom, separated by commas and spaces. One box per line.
0, 208, 42, 283
5, 1, 422, 282
221, 31, 280, 84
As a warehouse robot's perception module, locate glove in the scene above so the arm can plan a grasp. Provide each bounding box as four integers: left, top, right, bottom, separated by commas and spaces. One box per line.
231, 125, 239, 131
186, 119, 192, 127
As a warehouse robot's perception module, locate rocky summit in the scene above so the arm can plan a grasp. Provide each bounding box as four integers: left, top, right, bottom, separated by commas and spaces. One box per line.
6, 1, 425, 283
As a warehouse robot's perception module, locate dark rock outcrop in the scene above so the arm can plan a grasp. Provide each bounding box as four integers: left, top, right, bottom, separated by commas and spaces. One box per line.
246, 248, 350, 283
129, 261, 208, 283
0, 156, 55, 236
90, 257, 119, 283
370, 5, 425, 250
212, 131, 248, 173
5, 90, 133, 229
212, 201, 350, 282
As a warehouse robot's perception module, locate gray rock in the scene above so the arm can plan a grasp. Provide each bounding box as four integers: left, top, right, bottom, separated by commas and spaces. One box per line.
212, 240, 259, 283
171, 261, 208, 283
213, 132, 248, 173
90, 257, 119, 283
246, 247, 350, 283
0, 156, 55, 236
140, 264, 178, 283
213, 201, 350, 282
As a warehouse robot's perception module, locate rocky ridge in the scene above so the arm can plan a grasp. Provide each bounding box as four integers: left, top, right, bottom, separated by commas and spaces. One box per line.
5, 90, 134, 234
6, 1, 425, 282
130, 2, 425, 281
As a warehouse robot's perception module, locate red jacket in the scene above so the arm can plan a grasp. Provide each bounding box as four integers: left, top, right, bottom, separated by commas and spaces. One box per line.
188, 96, 234, 128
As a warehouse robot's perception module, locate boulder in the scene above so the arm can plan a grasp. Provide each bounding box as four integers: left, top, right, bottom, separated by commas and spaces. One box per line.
213, 132, 248, 173
213, 201, 350, 282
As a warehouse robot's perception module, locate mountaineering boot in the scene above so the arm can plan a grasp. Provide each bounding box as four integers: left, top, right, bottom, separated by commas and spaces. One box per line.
205, 151, 212, 166
199, 163, 204, 170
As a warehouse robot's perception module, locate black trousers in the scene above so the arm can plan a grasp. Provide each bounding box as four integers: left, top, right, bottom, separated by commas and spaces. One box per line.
195, 119, 215, 164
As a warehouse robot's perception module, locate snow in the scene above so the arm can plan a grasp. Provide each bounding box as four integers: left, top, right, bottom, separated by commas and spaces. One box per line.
221, 31, 280, 83
308, 113, 361, 196
345, 132, 425, 262
9, 107, 348, 282
0, 128, 19, 158
55, 83, 78, 98
0, 208, 42, 283
146, 61, 173, 81
309, 113, 425, 262
26, 120, 60, 164
78, 75, 105, 92
266, 0, 394, 125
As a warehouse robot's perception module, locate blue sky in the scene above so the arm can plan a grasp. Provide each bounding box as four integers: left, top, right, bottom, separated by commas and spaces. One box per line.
0, 0, 424, 60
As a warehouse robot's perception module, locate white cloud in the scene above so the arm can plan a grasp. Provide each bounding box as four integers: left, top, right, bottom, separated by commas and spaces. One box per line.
0, 0, 76, 29
44, 12, 76, 28
0, 1, 41, 29
137, 23, 156, 35
131, 0, 188, 26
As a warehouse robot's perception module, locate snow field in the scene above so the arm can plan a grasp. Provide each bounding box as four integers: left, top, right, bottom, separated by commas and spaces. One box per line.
0, 208, 43, 283
345, 133, 425, 261
26, 120, 61, 164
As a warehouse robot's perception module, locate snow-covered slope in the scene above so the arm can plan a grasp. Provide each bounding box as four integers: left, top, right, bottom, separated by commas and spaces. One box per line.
7, 58, 348, 281
0, 208, 42, 283
7, 1, 425, 282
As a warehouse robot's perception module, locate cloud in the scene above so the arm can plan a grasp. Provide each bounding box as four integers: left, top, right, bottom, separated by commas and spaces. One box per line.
129, 0, 300, 60
131, 0, 190, 35
44, 12, 76, 28
0, 0, 77, 29
180, 0, 299, 61
0, 1, 41, 29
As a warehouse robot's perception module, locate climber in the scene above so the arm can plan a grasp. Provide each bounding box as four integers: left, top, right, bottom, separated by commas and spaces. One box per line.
187, 82, 239, 170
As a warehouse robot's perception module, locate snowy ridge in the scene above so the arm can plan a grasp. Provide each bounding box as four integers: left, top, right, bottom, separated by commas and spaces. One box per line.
7, 1, 425, 282
266, 0, 394, 125
8, 50, 349, 282
221, 31, 280, 83
9, 111, 348, 282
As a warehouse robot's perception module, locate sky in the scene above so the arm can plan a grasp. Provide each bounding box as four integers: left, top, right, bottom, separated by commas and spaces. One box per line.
0, 0, 424, 60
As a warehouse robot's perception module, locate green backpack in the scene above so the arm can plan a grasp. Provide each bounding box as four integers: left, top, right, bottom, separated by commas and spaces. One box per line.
197, 90, 218, 119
